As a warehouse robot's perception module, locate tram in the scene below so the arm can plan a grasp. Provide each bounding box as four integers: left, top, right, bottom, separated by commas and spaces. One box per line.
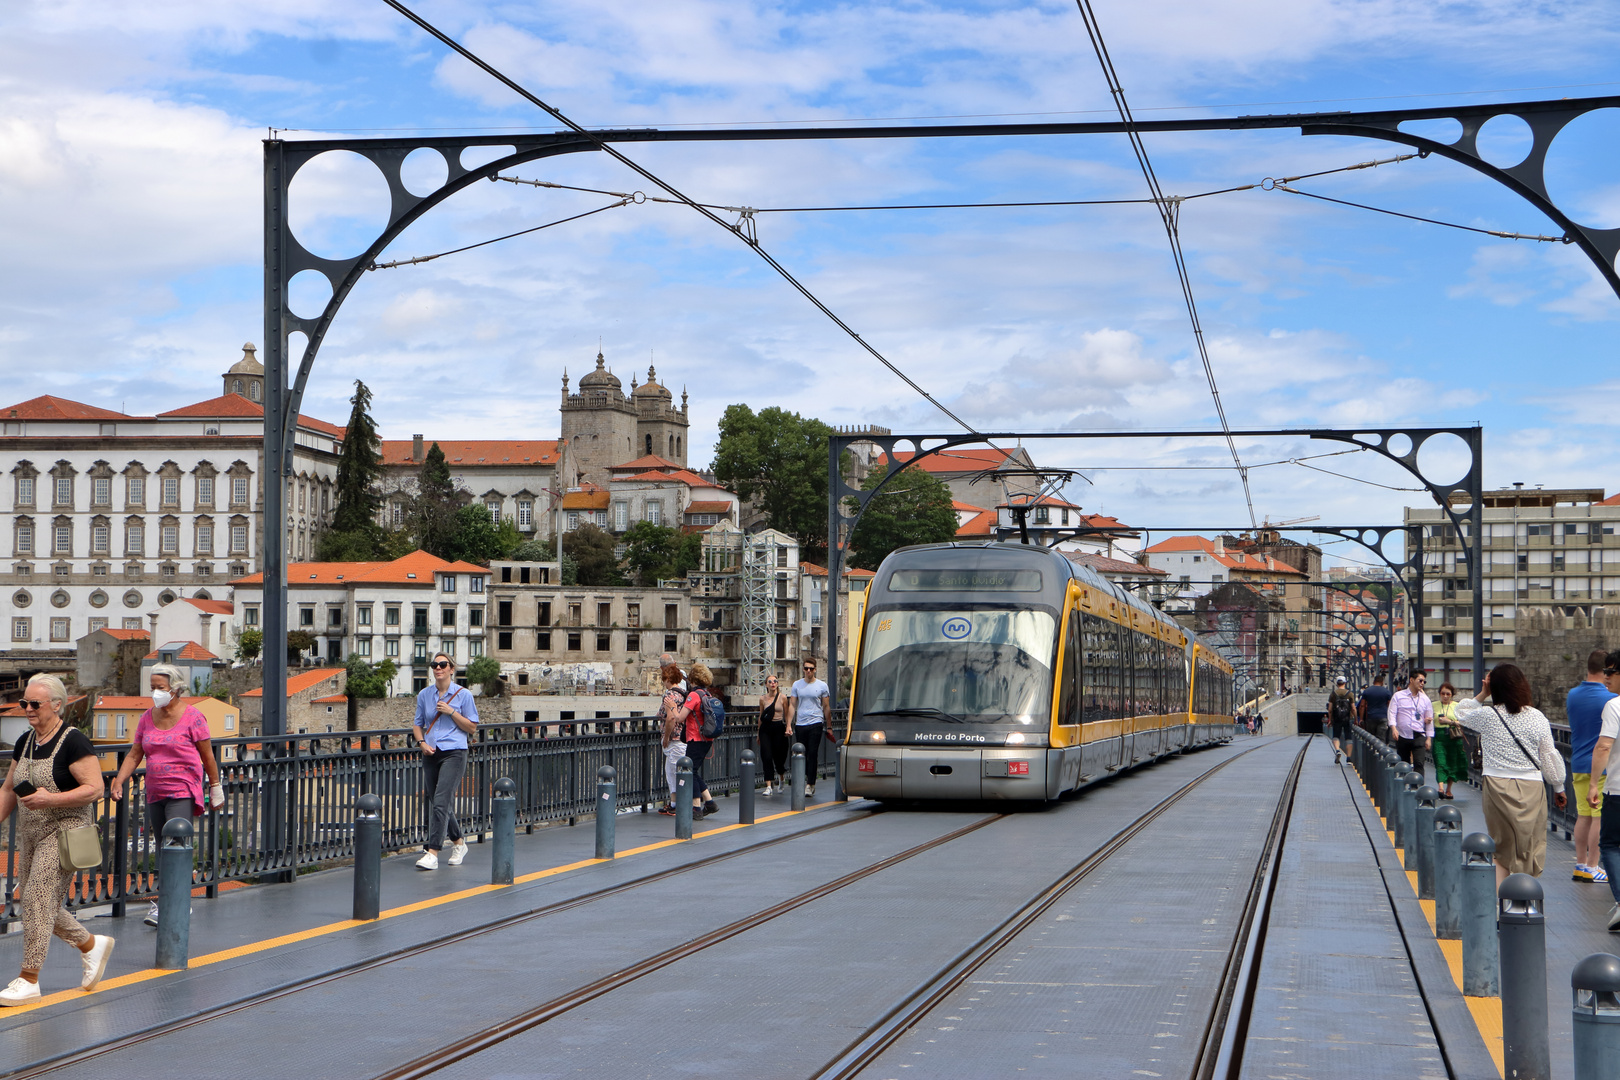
839, 542, 1236, 802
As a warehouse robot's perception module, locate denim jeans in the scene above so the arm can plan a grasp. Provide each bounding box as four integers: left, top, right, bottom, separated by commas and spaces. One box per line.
422, 748, 466, 852
1599, 794, 1620, 904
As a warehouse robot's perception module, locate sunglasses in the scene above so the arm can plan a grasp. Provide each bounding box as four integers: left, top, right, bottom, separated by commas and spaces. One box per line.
430, 661, 451, 670
20, 700, 46, 711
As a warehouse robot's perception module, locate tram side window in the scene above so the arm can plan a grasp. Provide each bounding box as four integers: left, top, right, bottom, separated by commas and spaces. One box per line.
1081, 614, 1109, 722
1059, 610, 1080, 724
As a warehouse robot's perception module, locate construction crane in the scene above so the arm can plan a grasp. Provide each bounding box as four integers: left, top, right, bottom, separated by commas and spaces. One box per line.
1262, 514, 1320, 528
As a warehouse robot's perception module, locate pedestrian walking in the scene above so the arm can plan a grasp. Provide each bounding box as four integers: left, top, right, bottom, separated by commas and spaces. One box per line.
1586, 650, 1620, 928
1388, 671, 1435, 776
657, 662, 686, 815
1567, 649, 1615, 883
0, 674, 115, 1005
757, 675, 790, 796
1431, 683, 1469, 800
671, 663, 719, 818
1358, 674, 1393, 737
1456, 663, 1567, 886
1327, 676, 1356, 763
108, 663, 223, 926
411, 652, 479, 871
788, 659, 831, 798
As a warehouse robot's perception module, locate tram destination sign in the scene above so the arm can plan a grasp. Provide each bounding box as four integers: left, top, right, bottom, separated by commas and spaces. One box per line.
890, 569, 1042, 592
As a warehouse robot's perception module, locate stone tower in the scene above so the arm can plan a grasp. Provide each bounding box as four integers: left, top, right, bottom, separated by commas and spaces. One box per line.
559, 352, 638, 488
629, 363, 689, 467
223, 343, 265, 403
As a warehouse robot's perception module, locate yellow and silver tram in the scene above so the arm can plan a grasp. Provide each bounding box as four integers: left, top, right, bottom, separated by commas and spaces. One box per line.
840, 542, 1237, 802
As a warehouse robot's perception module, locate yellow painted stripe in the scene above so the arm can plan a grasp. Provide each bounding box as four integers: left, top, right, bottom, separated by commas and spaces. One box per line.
1, 801, 834, 1016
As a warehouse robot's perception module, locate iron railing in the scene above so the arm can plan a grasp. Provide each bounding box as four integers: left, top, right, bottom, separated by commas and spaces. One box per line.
0, 709, 839, 931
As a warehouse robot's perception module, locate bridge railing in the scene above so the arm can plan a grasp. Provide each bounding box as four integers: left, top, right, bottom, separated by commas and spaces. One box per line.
0, 709, 841, 931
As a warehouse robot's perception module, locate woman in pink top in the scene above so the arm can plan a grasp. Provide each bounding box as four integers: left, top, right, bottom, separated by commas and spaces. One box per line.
110, 663, 223, 926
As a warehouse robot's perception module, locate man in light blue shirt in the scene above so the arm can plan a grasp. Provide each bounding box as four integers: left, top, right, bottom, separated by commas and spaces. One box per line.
411, 652, 479, 870
788, 659, 831, 798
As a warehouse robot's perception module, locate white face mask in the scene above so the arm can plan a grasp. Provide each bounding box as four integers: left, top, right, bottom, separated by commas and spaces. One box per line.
151, 688, 173, 710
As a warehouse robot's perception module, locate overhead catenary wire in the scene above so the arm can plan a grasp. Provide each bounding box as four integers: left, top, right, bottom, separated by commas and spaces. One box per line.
1072, 0, 1256, 530
367, 200, 630, 270
377, 0, 977, 436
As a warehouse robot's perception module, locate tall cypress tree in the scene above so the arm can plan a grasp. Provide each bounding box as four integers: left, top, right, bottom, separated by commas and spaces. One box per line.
315, 380, 385, 560
414, 442, 461, 559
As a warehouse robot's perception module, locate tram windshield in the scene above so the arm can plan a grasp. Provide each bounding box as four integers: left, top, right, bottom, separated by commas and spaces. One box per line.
854, 609, 1056, 723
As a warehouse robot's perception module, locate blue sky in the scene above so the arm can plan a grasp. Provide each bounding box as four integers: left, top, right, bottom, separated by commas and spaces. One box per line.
3, 0, 1619, 563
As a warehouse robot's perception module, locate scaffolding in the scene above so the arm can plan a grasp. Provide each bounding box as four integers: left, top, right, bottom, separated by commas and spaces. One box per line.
739, 532, 775, 695
683, 523, 799, 695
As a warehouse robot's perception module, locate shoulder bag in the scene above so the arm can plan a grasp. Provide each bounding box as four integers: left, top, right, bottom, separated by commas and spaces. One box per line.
1490, 705, 1548, 783
28, 728, 105, 872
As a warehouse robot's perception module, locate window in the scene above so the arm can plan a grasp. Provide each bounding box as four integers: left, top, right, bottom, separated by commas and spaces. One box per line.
413, 608, 428, 634
385, 607, 400, 626
225, 713, 235, 731
91, 523, 109, 554
92, 476, 111, 506
357, 637, 371, 657
567, 631, 582, 651
50, 617, 69, 641
231, 475, 248, 506
485, 498, 500, 521
596, 632, 610, 651
664, 634, 677, 652
646, 502, 661, 526
88, 617, 107, 633
414, 640, 427, 661
96, 714, 107, 737
1034, 506, 1050, 524
469, 639, 484, 658
442, 607, 456, 628
469, 607, 483, 627
357, 606, 372, 626
230, 523, 247, 553
17, 476, 34, 506
55, 563, 70, 578
518, 500, 533, 529
53, 523, 71, 555
392, 502, 405, 527
245, 606, 259, 626
626, 633, 640, 652
198, 476, 214, 505
441, 574, 456, 593
127, 522, 144, 555
11, 618, 29, 641
567, 511, 580, 530
538, 600, 551, 625
598, 602, 612, 626
122, 617, 141, 630
328, 608, 343, 628
128, 476, 145, 506
665, 604, 678, 629
160, 524, 178, 554
116, 714, 127, 738
538, 631, 552, 650
497, 631, 513, 651
16, 521, 33, 555
161, 477, 179, 507
192, 523, 212, 554
299, 607, 314, 626
614, 502, 627, 531
469, 576, 483, 594
386, 637, 399, 657
55, 476, 71, 506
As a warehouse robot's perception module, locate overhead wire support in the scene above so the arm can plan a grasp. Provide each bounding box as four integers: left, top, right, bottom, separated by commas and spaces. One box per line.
1073, 0, 1256, 529
380, 0, 977, 436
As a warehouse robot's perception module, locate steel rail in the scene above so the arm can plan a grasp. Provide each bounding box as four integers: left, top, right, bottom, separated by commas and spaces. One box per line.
811, 737, 1294, 1079
0, 810, 876, 1080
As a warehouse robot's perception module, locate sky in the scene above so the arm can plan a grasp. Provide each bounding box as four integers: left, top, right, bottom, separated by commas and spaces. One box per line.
3, 0, 1619, 571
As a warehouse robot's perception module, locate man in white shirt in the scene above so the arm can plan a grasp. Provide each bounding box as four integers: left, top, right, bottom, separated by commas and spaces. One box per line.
1585, 650, 1620, 928
1388, 671, 1434, 776
787, 659, 831, 798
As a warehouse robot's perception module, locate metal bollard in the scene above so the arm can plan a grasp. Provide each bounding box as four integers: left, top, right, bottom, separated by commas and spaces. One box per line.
1571, 952, 1620, 1080
353, 793, 382, 921
595, 766, 616, 859
1434, 805, 1463, 940
675, 757, 694, 840
1500, 873, 1550, 1080
791, 742, 806, 812
739, 750, 756, 826
1415, 785, 1438, 900
155, 816, 193, 970
1396, 769, 1417, 854
491, 777, 515, 885
1462, 832, 1500, 996
1381, 749, 1397, 820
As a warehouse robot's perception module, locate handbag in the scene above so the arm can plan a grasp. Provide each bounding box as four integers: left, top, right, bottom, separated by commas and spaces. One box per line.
59, 823, 103, 872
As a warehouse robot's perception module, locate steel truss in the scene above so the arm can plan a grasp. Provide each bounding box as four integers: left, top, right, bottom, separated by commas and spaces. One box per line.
257, 93, 1619, 736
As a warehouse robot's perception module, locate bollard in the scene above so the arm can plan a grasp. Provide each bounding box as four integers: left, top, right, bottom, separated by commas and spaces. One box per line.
1571, 952, 1620, 1080
1500, 873, 1550, 1080
675, 757, 694, 840
1415, 785, 1438, 900
353, 792, 382, 921
490, 777, 515, 885
1380, 749, 1397, 820
1462, 832, 1500, 996
595, 766, 616, 860
155, 816, 193, 970
1434, 805, 1463, 940
791, 743, 807, 812
739, 750, 756, 826
1400, 771, 1421, 864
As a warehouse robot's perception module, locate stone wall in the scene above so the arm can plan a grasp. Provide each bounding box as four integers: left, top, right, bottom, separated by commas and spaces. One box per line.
353, 692, 512, 733
1513, 607, 1620, 725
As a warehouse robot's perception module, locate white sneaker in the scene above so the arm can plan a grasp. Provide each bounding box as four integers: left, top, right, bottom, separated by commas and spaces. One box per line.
447, 841, 469, 866
0, 977, 40, 1006
762, 783, 772, 797
416, 850, 439, 871
144, 900, 160, 927
80, 935, 114, 991
805, 784, 814, 798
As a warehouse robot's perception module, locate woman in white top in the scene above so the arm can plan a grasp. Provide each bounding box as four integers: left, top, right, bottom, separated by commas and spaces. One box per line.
1455, 663, 1568, 885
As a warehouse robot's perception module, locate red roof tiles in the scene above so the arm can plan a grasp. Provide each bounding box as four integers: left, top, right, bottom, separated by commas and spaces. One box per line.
234, 549, 489, 586
144, 641, 219, 661
243, 668, 345, 697
182, 598, 234, 615
1, 395, 130, 421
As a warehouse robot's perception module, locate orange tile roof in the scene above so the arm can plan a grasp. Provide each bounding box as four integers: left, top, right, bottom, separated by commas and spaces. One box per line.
952, 500, 989, 513
613, 454, 681, 472
243, 668, 345, 697
1601, 492, 1620, 506
684, 501, 733, 514
800, 562, 876, 578
615, 469, 722, 488
1, 395, 131, 421
886, 447, 1025, 474
379, 440, 562, 466
234, 550, 489, 586
1141, 535, 1303, 576
158, 394, 263, 418
311, 694, 348, 704
298, 414, 347, 440
561, 489, 611, 510
999, 493, 1084, 510
143, 641, 219, 661
1065, 552, 1167, 576
92, 695, 211, 711
93, 628, 150, 641
956, 509, 996, 536
182, 598, 234, 615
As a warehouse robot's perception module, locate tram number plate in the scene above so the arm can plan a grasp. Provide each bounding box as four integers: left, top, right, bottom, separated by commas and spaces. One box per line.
1006, 761, 1029, 776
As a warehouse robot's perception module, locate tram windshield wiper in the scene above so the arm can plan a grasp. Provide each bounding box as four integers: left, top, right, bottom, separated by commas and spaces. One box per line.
869, 706, 969, 725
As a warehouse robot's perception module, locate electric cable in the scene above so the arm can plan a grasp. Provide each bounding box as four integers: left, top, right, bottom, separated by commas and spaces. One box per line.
366, 200, 630, 270
1271, 184, 1568, 242
1072, 0, 1256, 529
378, 0, 977, 435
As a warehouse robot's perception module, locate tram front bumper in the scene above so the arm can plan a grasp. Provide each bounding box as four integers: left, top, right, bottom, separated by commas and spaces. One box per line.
842, 746, 1051, 800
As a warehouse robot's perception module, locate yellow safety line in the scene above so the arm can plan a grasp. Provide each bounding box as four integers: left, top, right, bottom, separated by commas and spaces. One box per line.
1, 801, 835, 1018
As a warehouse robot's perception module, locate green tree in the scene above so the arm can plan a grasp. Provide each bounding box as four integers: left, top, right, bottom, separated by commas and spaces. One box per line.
621, 521, 701, 585
512, 537, 554, 562
344, 654, 398, 698
443, 503, 504, 566
413, 442, 463, 560
466, 654, 503, 696
711, 404, 835, 560
236, 628, 263, 663
317, 380, 386, 560
562, 523, 624, 586
846, 466, 958, 571
287, 629, 317, 663
493, 516, 524, 559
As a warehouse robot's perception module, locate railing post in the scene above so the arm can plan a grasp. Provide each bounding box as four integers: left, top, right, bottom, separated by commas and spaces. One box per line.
353, 793, 381, 920
155, 817, 193, 970
675, 757, 694, 840
791, 743, 806, 812
1400, 770, 1420, 863
1434, 804, 1463, 939
643, 726, 655, 814
595, 767, 616, 860
1415, 785, 1438, 899
1571, 952, 1620, 1080
111, 755, 129, 920
1462, 832, 1500, 996
491, 777, 515, 885
1500, 873, 1550, 1080
739, 750, 756, 825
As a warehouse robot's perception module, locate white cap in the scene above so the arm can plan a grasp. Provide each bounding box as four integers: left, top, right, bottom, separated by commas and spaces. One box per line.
1335, 675, 1347, 684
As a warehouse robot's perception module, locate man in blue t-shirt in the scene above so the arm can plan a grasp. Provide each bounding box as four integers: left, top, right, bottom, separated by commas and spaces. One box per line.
1568, 649, 1615, 883
1358, 675, 1392, 738
787, 659, 832, 799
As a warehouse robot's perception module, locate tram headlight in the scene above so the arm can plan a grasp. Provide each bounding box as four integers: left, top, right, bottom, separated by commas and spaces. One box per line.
848, 730, 886, 744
